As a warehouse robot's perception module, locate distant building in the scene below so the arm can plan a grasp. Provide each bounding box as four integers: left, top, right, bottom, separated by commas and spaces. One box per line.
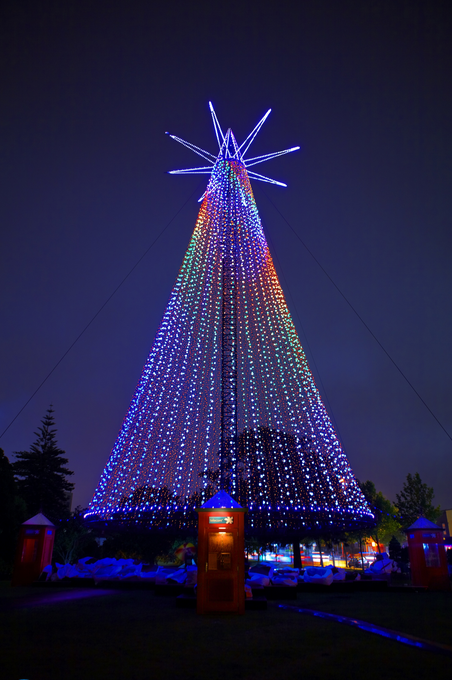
438, 509, 452, 538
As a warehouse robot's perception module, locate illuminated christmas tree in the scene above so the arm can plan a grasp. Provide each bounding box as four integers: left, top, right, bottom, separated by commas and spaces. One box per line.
85, 104, 373, 536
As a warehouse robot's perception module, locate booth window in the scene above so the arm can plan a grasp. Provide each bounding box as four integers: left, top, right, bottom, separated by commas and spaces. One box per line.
208, 533, 233, 570
423, 543, 440, 567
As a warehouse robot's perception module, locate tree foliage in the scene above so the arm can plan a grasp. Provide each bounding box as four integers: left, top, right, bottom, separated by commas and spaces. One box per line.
0, 448, 27, 573
388, 536, 402, 562
395, 472, 440, 527
53, 507, 98, 565
0, 447, 19, 525
12, 407, 74, 521
344, 481, 403, 566
359, 480, 403, 547
102, 532, 173, 564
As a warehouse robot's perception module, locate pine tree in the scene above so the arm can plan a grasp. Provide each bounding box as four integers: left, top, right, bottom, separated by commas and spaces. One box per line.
12, 407, 74, 521
388, 536, 402, 562
395, 472, 440, 527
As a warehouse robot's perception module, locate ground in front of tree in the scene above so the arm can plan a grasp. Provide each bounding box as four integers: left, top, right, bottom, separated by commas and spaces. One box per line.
1, 582, 451, 680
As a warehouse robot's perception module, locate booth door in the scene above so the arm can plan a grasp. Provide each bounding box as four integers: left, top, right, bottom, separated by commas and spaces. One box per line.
205, 532, 238, 610
21, 537, 39, 563
16, 529, 42, 584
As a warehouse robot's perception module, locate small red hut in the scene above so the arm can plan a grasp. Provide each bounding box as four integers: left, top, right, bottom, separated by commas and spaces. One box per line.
196, 491, 246, 614
11, 513, 56, 586
406, 517, 450, 591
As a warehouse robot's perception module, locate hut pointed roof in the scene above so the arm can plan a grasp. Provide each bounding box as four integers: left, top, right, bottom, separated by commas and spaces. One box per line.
407, 517, 441, 531
201, 490, 243, 510
23, 512, 55, 527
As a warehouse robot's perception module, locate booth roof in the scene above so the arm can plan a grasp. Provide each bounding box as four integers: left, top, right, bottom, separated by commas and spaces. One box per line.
23, 512, 55, 527
201, 490, 243, 509
407, 517, 441, 531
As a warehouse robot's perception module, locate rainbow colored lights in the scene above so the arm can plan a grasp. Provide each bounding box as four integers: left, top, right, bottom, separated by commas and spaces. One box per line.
85, 105, 373, 535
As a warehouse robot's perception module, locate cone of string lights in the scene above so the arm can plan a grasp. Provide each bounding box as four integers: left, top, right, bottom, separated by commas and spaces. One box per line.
85, 104, 374, 537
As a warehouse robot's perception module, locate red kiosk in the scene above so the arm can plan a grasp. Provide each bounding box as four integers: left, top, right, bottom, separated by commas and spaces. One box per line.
406, 517, 450, 591
196, 491, 246, 614
12, 513, 56, 586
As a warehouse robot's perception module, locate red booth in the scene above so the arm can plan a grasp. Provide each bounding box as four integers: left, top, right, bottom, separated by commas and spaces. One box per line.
196, 491, 246, 614
406, 517, 450, 591
12, 513, 56, 586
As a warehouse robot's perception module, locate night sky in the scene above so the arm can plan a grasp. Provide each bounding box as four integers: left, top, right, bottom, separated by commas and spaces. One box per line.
1, 0, 451, 513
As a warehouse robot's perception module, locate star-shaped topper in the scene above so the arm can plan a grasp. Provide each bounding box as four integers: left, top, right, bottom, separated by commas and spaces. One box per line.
166, 102, 300, 196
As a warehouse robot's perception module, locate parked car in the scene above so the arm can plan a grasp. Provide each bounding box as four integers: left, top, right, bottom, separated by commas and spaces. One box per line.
348, 556, 371, 568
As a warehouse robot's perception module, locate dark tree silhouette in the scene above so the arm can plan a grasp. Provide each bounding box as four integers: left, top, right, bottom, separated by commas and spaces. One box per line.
388, 536, 402, 563
395, 472, 440, 527
0, 448, 27, 572
12, 407, 74, 521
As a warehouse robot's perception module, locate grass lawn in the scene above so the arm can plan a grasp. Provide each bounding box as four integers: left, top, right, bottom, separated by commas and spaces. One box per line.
1, 582, 451, 680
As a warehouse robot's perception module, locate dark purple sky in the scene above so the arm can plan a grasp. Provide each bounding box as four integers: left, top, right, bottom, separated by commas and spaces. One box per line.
1, 0, 451, 512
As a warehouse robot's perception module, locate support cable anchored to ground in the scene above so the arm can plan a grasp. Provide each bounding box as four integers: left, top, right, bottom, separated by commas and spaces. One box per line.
260, 188, 452, 444
0, 182, 204, 440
